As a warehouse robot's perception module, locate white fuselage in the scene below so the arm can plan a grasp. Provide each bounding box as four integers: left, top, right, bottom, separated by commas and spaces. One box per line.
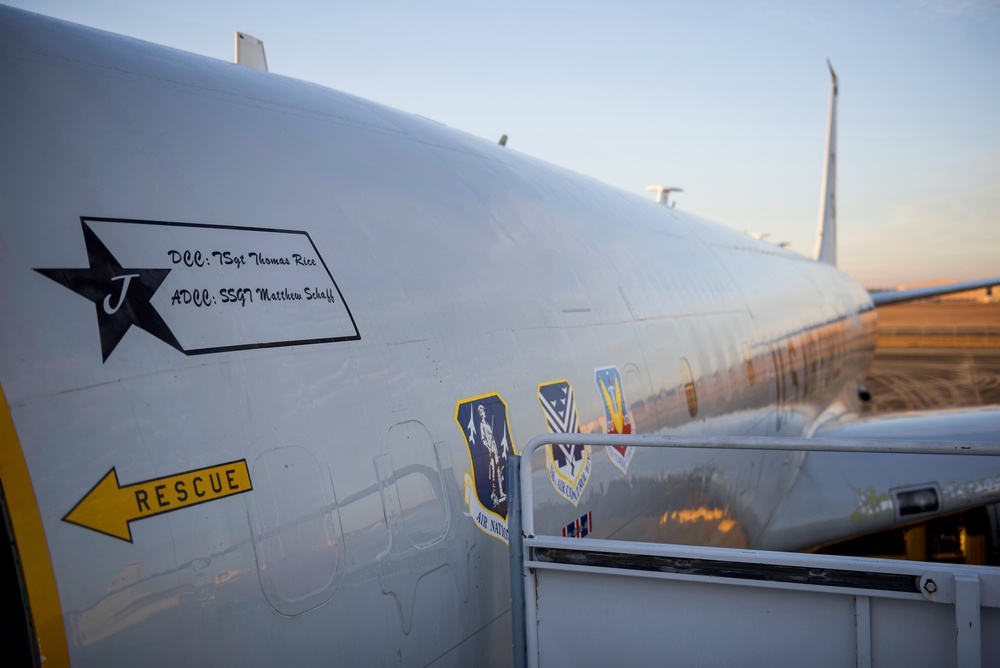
0, 8, 889, 666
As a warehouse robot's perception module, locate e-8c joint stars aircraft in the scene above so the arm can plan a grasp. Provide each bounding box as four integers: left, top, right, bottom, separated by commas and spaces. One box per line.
1, 6, 998, 666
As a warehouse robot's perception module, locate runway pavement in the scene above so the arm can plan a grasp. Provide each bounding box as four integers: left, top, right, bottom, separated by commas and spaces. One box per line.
862, 302, 1000, 413
862, 348, 1000, 413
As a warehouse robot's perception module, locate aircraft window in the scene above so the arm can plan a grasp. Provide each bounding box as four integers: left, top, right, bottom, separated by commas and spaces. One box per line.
771, 344, 786, 410
624, 364, 648, 433
787, 341, 799, 398
680, 358, 698, 418
742, 342, 755, 386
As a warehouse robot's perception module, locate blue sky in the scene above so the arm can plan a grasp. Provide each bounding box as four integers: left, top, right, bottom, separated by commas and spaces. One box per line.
6, 0, 999, 287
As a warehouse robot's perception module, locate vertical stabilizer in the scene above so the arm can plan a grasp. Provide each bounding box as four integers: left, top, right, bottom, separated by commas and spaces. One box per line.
814, 61, 837, 265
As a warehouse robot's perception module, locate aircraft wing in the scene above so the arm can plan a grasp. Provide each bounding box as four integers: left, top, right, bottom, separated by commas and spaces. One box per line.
812, 405, 1000, 442
756, 407, 1000, 552
758, 441, 1000, 552
869, 277, 1000, 307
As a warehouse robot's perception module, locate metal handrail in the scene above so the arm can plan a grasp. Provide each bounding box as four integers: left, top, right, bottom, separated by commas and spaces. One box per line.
508, 433, 1000, 667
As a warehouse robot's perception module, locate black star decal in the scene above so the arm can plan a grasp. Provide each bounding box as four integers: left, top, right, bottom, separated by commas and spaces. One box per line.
36, 222, 183, 362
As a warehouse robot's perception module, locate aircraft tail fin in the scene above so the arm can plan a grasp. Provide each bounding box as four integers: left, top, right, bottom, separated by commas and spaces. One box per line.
235, 32, 268, 71
814, 60, 838, 266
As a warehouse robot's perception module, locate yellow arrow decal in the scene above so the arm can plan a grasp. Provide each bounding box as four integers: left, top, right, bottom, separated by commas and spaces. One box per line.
63, 460, 252, 542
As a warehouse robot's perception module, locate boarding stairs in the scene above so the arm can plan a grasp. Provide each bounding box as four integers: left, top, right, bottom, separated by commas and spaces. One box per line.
508, 434, 1000, 668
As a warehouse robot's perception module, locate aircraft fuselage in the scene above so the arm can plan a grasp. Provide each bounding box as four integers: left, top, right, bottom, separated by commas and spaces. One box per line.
0, 7, 886, 666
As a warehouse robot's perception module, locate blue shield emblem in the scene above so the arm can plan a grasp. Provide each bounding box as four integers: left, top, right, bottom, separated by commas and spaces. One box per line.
455, 393, 516, 544
537, 380, 591, 506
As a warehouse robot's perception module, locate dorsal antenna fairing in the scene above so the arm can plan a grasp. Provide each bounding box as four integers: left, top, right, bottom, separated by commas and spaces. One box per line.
646, 185, 683, 207
814, 60, 837, 265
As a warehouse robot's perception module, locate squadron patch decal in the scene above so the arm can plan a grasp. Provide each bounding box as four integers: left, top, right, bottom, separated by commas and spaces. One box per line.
537, 380, 591, 506
35, 218, 359, 361
595, 366, 634, 473
562, 511, 593, 538
455, 393, 517, 545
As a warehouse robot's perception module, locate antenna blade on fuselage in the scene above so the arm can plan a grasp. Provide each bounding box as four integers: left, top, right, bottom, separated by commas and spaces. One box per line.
235, 32, 268, 71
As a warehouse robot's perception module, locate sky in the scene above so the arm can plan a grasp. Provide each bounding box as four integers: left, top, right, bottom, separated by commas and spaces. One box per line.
5, 0, 999, 288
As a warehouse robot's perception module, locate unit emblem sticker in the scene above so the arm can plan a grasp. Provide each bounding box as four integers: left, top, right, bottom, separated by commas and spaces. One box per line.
595, 366, 634, 473
537, 380, 591, 506
562, 511, 593, 538
455, 393, 517, 545
35, 218, 359, 361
